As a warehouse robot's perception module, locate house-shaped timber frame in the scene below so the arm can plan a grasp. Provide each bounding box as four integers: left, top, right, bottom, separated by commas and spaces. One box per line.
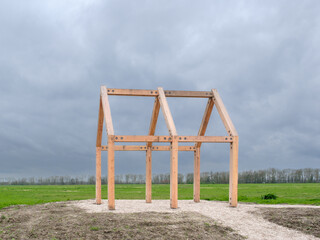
96, 86, 239, 210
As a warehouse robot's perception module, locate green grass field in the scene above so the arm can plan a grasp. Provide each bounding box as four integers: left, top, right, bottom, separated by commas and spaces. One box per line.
0, 183, 319, 209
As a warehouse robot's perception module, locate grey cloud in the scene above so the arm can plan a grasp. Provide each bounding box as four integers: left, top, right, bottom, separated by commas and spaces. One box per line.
0, 0, 319, 177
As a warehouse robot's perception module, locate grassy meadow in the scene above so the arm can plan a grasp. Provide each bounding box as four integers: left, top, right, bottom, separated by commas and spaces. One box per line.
0, 183, 319, 209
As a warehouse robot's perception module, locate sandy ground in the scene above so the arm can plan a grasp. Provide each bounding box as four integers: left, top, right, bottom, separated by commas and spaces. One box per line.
71, 200, 320, 240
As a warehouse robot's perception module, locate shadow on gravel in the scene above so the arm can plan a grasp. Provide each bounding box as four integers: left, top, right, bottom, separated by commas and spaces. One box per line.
0, 202, 244, 240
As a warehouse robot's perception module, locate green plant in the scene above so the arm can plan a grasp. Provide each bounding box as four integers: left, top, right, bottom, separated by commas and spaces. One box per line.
90, 226, 99, 231
261, 193, 277, 200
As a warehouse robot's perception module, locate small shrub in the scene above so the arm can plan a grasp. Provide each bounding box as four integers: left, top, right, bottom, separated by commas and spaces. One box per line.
261, 193, 277, 200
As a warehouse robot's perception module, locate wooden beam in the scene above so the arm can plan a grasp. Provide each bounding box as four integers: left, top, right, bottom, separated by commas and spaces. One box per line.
147, 97, 160, 147
100, 86, 115, 135
146, 147, 152, 203
229, 136, 239, 207
112, 135, 232, 143
96, 97, 104, 147
193, 147, 200, 202
157, 87, 178, 136
112, 135, 233, 143
106, 88, 213, 98
195, 98, 214, 148
170, 136, 179, 209
108, 135, 115, 210
101, 145, 195, 151
96, 147, 102, 205
211, 89, 238, 136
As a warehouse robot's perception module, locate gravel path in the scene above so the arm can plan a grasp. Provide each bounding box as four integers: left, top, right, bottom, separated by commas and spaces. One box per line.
71, 200, 320, 240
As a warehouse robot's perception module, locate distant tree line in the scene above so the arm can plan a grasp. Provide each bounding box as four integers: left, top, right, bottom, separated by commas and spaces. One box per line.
0, 168, 319, 185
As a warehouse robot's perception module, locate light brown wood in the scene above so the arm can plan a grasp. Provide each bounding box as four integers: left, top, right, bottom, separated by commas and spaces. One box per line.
96, 97, 104, 147
170, 136, 179, 209
195, 98, 214, 148
101, 145, 195, 151
96, 147, 102, 204
211, 89, 238, 136
113, 135, 232, 143
107, 88, 213, 98
108, 135, 115, 210
147, 97, 160, 147
193, 147, 200, 202
100, 86, 115, 135
157, 87, 178, 136
146, 147, 152, 203
229, 136, 239, 207
95, 87, 239, 209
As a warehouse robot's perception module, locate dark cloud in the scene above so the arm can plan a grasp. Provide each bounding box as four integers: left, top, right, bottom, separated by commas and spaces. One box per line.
0, 0, 319, 177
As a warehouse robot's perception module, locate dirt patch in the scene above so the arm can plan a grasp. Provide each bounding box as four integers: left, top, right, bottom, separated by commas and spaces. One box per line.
0, 202, 244, 240
259, 208, 320, 238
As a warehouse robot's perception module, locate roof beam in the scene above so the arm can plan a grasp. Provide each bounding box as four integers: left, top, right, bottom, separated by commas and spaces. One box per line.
100, 86, 114, 135
106, 88, 213, 98
113, 135, 233, 143
157, 87, 177, 136
211, 89, 238, 136
101, 145, 195, 151
96, 96, 104, 147
195, 97, 214, 148
147, 97, 160, 147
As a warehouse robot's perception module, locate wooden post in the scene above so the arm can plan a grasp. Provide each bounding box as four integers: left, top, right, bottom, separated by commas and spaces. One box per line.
96, 97, 104, 205
96, 147, 102, 204
146, 147, 152, 203
108, 135, 115, 210
145, 97, 160, 203
170, 136, 178, 209
193, 147, 200, 202
229, 136, 238, 207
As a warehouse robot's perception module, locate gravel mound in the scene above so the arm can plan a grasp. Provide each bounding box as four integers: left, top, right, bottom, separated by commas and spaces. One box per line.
71, 200, 320, 240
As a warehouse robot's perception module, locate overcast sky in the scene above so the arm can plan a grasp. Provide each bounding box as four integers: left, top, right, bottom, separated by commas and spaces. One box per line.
0, 0, 319, 178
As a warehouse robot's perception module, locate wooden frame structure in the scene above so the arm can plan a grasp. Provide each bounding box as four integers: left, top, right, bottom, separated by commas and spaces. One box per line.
96, 86, 239, 210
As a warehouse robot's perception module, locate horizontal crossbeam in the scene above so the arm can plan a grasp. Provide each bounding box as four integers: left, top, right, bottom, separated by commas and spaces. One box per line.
106, 88, 214, 98
101, 145, 195, 151
111, 135, 233, 143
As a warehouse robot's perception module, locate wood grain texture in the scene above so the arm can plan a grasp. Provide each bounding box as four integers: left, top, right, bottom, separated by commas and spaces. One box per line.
113, 135, 233, 143
101, 145, 195, 151
170, 136, 179, 209
146, 147, 152, 203
106, 88, 213, 98
108, 135, 115, 210
100, 86, 114, 135
195, 98, 214, 148
193, 147, 200, 202
157, 87, 178, 136
211, 89, 238, 136
229, 136, 239, 207
96, 147, 102, 205
147, 97, 160, 147
96, 97, 104, 147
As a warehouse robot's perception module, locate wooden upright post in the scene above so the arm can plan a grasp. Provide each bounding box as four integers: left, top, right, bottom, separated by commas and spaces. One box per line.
96, 147, 102, 204
193, 147, 200, 202
108, 135, 115, 210
170, 136, 179, 209
95, 87, 238, 209
229, 136, 238, 207
146, 147, 152, 203
96, 97, 104, 205
145, 97, 160, 203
